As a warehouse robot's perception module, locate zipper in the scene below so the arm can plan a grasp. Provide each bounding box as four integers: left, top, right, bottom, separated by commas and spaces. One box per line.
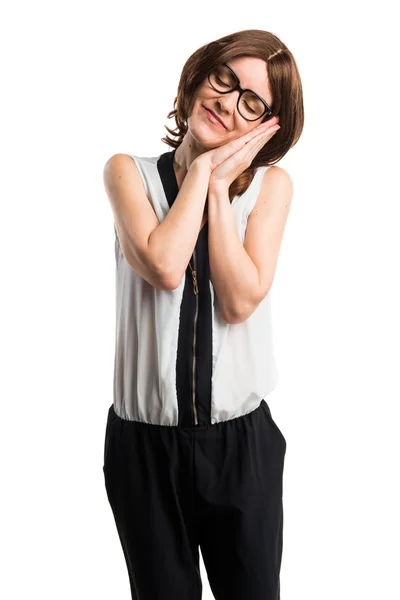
188, 249, 199, 425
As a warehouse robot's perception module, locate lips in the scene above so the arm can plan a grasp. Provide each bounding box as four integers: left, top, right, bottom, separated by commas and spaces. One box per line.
204, 106, 226, 129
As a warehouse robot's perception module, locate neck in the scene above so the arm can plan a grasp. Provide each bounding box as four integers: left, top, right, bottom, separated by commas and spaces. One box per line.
173, 132, 208, 176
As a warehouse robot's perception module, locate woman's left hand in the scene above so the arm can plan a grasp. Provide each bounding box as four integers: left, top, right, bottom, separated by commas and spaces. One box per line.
208, 119, 280, 193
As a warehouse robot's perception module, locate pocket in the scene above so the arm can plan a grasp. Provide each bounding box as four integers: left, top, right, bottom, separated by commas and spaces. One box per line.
262, 401, 287, 449
103, 405, 117, 471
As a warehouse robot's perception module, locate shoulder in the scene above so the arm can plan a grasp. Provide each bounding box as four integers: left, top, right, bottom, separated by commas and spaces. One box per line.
249, 165, 293, 217
261, 165, 293, 193
103, 153, 144, 190
103, 153, 137, 177
103, 154, 151, 209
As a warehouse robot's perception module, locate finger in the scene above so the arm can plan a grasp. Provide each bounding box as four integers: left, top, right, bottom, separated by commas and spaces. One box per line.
245, 121, 278, 143
253, 128, 280, 155
253, 117, 279, 135
210, 119, 279, 167
237, 121, 279, 152
212, 127, 268, 164
246, 126, 279, 152
237, 127, 280, 164
252, 122, 280, 138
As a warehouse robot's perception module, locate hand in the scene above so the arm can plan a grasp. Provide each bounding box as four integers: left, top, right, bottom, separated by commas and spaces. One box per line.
197, 116, 280, 192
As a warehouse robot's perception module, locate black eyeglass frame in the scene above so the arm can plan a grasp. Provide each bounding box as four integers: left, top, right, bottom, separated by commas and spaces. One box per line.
207, 62, 273, 122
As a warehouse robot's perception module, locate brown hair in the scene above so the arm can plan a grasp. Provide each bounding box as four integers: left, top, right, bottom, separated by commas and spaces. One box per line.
161, 29, 304, 201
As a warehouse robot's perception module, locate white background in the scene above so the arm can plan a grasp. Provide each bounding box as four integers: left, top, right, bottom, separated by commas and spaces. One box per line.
1, 1, 399, 598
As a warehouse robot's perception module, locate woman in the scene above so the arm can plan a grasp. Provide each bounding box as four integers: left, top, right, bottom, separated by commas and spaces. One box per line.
102, 28, 304, 600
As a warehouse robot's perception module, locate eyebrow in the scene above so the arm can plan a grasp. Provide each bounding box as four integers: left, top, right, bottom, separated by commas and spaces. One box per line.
225, 62, 270, 107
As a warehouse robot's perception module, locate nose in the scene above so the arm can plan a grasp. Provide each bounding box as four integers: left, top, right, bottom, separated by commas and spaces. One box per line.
217, 91, 239, 115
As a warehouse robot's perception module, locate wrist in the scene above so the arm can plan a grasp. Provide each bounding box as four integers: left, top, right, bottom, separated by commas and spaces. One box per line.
208, 177, 230, 196
191, 154, 212, 176
208, 185, 230, 202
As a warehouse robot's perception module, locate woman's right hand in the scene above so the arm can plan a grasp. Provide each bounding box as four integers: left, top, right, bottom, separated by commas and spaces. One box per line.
194, 115, 280, 174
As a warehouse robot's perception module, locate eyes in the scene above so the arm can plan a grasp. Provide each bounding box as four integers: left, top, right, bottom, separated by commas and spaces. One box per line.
208, 64, 269, 121
214, 76, 258, 115
215, 76, 230, 87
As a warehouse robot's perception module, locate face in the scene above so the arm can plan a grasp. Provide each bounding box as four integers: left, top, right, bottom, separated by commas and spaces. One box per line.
187, 56, 273, 149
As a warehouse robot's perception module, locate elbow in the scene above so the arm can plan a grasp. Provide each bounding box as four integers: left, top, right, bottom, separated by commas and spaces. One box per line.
222, 300, 258, 324
147, 245, 183, 291
157, 268, 183, 291
124, 251, 181, 292
223, 311, 245, 325
220, 305, 244, 325
159, 277, 180, 291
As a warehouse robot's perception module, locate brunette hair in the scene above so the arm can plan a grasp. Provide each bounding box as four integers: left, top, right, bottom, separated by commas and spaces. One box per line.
161, 29, 304, 201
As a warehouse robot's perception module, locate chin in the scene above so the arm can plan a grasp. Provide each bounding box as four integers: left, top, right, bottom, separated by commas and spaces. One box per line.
190, 121, 227, 150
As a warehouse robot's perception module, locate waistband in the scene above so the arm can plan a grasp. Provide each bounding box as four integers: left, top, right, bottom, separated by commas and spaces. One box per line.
108, 400, 271, 432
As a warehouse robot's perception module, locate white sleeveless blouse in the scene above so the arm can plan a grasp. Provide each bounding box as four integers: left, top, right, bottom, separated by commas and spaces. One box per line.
112, 149, 279, 425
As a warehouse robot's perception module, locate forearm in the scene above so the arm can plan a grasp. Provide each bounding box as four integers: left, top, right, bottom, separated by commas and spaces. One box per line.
208, 188, 259, 322
148, 158, 210, 286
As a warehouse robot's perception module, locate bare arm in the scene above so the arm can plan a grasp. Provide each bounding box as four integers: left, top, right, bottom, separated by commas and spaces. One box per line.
147, 155, 211, 288
103, 153, 210, 290
208, 166, 293, 324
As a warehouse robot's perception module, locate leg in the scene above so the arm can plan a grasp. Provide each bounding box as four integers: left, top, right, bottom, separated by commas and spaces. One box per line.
195, 400, 286, 600
103, 405, 202, 600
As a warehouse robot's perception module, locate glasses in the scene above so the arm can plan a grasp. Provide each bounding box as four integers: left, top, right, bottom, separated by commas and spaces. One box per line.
207, 63, 273, 122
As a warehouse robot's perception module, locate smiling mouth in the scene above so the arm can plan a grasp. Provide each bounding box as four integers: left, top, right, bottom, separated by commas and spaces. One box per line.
203, 106, 226, 129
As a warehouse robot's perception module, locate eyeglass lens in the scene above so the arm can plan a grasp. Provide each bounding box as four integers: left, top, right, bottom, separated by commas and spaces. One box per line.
209, 65, 267, 121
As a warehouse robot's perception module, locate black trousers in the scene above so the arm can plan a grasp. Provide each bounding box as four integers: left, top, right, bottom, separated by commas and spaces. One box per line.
102, 399, 286, 600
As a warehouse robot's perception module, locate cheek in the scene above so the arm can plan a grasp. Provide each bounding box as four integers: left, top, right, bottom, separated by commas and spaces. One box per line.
188, 119, 229, 150
187, 94, 205, 121
230, 125, 252, 140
